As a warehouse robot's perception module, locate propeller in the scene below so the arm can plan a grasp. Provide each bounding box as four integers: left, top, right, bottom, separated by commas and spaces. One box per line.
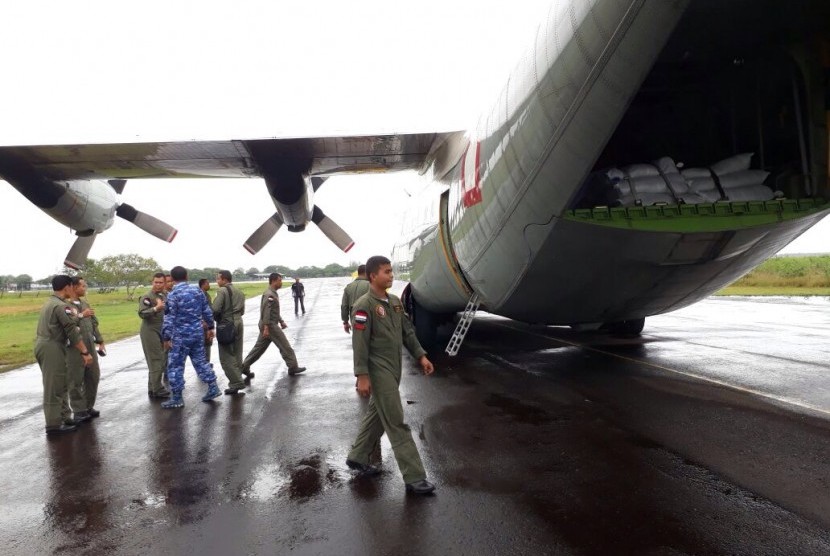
311, 206, 354, 252
243, 212, 284, 255
115, 203, 178, 243
64, 234, 97, 270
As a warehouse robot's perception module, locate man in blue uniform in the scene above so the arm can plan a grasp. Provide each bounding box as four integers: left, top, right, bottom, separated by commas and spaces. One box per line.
161, 266, 221, 408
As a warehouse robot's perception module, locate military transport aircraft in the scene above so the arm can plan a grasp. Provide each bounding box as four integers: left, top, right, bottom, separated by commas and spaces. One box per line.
1, 0, 828, 343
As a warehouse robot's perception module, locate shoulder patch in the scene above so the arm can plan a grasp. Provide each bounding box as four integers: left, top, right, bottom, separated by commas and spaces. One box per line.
354, 310, 368, 324
142, 298, 152, 306
354, 323, 366, 331
267, 296, 275, 303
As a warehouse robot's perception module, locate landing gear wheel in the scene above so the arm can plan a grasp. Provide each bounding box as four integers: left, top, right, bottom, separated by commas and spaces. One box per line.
413, 299, 437, 348
606, 318, 645, 336
403, 284, 437, 348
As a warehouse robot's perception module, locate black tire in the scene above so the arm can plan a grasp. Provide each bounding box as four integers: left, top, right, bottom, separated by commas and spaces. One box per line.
412, 298, 437, 349
607, 317, 645, 336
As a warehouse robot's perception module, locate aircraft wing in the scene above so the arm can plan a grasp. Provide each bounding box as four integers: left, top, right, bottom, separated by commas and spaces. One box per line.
0, 132, 458, 181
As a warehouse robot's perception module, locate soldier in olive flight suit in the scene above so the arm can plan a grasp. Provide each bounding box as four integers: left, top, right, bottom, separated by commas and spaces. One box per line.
139, 272, 170, 398
345, 256, 436, 495
34, 275, 93, 435
64, 276, 104, 420
341, 264, 370, 334
241, 272, 306, 378
212, 270, 246, 395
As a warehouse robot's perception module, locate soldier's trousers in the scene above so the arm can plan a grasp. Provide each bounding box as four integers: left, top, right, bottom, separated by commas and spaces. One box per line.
294, 297, 305, 314
64, 350, 89, 416
347, 367, 426, 484
167, 333, 217, 393
141, 327, 167, 395
242, 325, 298, 372
218, 318, 245, 389
34, 339, 68, 428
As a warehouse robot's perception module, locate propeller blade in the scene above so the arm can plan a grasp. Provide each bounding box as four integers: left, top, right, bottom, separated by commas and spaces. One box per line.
243, 212, 284, 255
116, 203, 177, 242
64, 234, 97, 270
311, 206, 354, 253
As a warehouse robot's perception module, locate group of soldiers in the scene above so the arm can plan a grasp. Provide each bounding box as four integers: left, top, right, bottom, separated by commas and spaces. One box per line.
34, 257, 437, 494
138, 268, 307, 408
35, 275, 105, 435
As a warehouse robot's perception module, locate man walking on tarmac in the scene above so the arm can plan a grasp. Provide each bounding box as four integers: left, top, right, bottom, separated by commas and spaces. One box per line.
241, 272, 306, 379
291, 277, 306, 316
212, 270, 246, 395
161, 266, 221, 408
345, 256, 436, 495
34, 275, 93, 435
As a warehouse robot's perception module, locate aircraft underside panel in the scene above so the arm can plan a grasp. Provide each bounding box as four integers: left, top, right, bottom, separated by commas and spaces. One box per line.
494, 204, 830, 324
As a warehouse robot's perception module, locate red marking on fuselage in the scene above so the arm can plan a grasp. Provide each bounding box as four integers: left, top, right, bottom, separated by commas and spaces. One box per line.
461, 141, 482, 208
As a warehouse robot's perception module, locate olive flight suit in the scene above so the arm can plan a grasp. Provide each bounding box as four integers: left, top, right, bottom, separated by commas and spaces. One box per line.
65, 298, 103, 415
340, 277, 370, 325
203, 289, 213, 361
212, 284, 246, 390
138, 290, 168, 395
34, 294, 84, 428
241, 287, 300, 373
62, 303, 88, 419
347, 290, 428, 484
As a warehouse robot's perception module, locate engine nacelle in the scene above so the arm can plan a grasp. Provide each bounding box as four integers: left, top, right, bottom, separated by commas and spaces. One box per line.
45, 180, 118, 234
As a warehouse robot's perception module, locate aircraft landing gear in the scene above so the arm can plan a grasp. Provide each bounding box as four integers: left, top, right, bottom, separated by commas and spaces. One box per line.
402, 284, 437, 348
604, 317, 645, 336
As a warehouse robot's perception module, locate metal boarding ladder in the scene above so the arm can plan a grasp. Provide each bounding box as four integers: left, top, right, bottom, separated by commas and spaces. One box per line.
445, 292, 481, 356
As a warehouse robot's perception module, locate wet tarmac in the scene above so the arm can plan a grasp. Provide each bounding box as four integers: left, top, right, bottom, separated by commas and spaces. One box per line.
1, 279, 829, 555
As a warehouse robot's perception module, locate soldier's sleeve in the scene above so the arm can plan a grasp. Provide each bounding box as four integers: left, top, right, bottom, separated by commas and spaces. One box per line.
236, 288, 246, 315
56, 303, 83, 346
161, 293, 174, 341
211, 288, 224, 318
340, 286, 350, 323
90, 307, 103, 343
401, 308, 427, 360
138, 294, 156, 319
201, 291, 215, 330
351, 302, 372, 376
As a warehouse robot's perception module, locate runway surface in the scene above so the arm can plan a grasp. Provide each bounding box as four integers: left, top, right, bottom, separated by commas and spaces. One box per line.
1, 279, 828, 555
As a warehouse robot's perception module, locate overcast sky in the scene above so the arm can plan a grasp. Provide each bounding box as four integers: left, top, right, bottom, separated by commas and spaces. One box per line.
0, 0, 826, 279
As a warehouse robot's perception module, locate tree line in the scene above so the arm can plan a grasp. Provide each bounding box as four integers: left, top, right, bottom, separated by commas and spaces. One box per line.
23, 254, 358, 300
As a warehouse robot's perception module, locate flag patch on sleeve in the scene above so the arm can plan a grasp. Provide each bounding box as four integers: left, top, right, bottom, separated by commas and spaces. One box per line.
354, 310, 368, 330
